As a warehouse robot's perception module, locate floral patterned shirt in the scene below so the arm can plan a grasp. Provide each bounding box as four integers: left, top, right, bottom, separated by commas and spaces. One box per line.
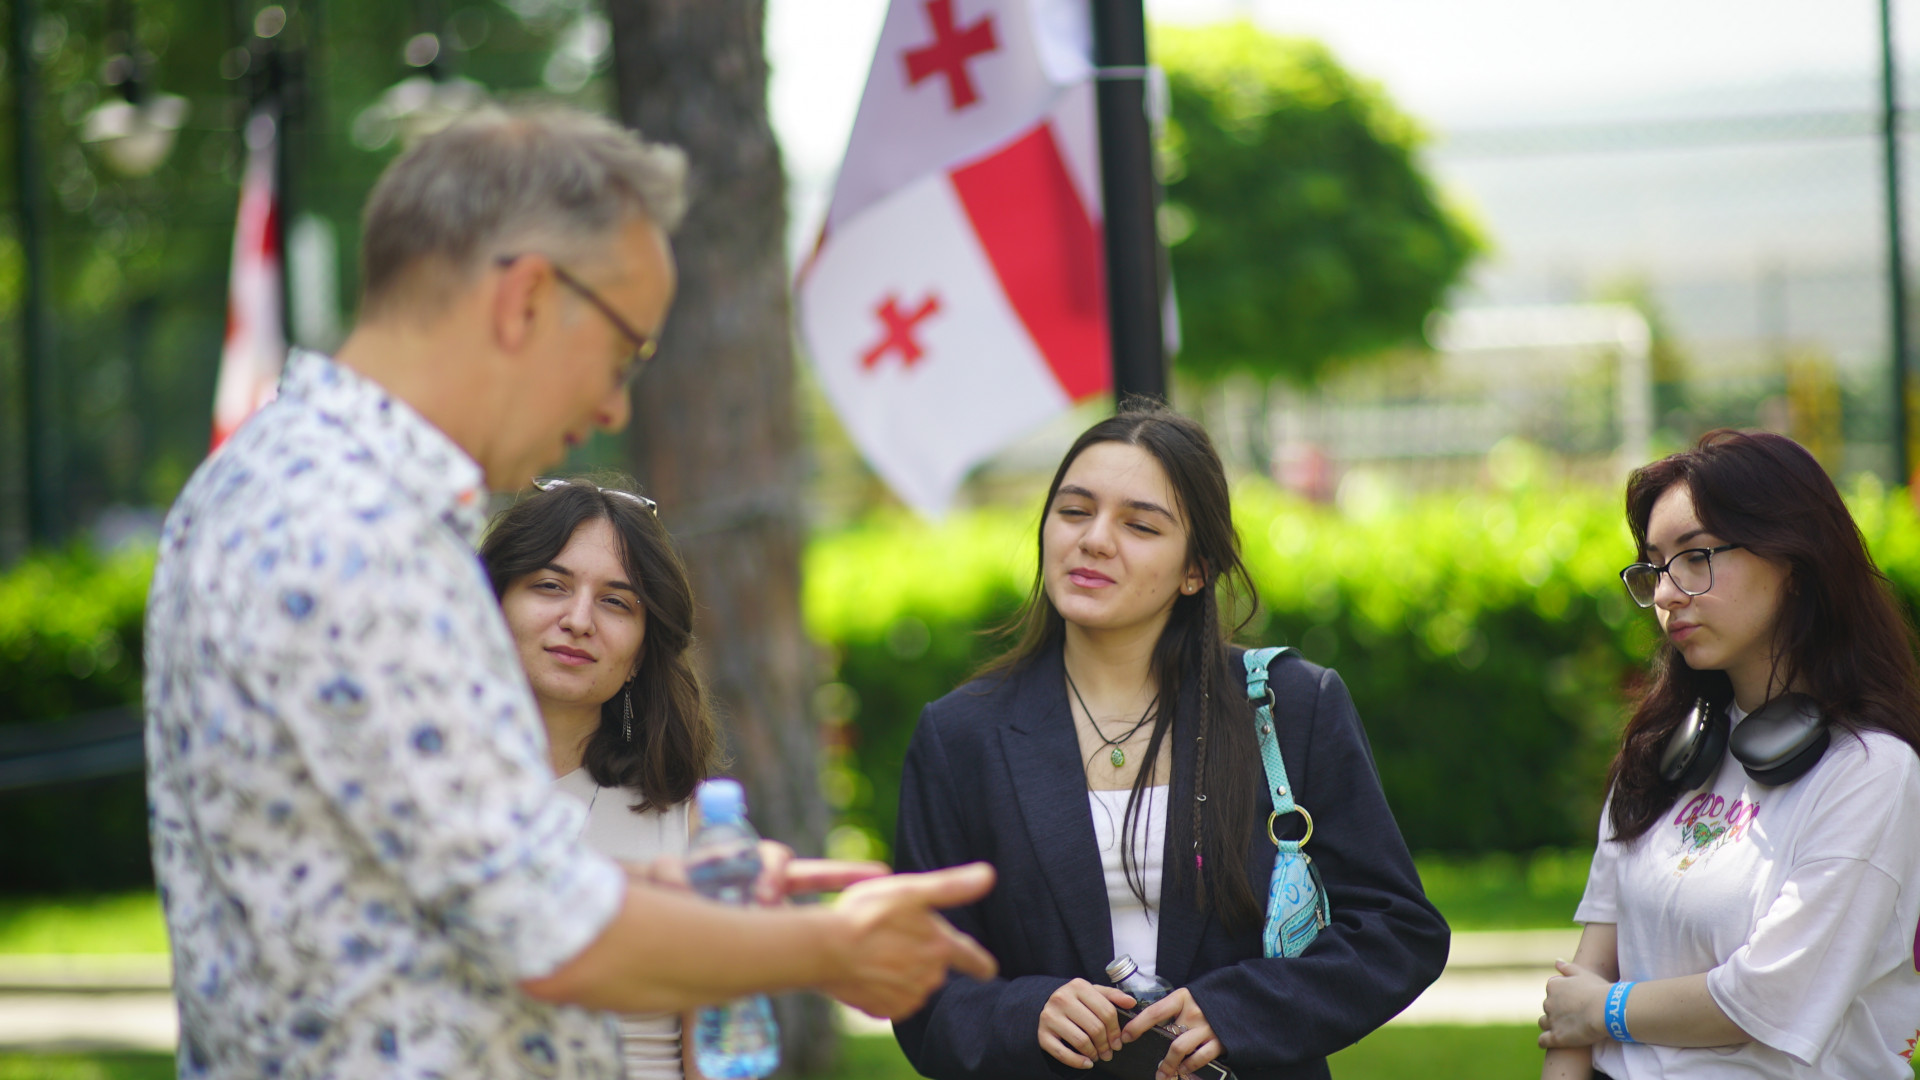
144, 350, 627, 1079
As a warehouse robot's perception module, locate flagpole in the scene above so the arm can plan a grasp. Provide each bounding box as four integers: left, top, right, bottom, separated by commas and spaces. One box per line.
1091, 0, 1168, 404
1881, 0, 1910, 483
256, 11, 296, 343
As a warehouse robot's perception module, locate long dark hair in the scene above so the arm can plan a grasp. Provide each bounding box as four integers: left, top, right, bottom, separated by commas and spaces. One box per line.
480, 475, 720, 811
1608, 429, 1920, 841
982, 401, 1265, 930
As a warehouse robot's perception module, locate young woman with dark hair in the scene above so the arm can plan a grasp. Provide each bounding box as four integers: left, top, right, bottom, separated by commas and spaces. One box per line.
892, 403, 1448, 1080
1540, 430, 1920, 1079
481, 476, 722, 1080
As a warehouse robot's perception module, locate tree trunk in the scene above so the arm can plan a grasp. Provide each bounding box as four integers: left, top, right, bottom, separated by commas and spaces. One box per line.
604, 2, 838, 1074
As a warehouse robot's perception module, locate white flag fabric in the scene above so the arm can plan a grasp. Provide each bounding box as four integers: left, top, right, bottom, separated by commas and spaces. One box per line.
798, 0, 1111, 516
210, 109, 286, 452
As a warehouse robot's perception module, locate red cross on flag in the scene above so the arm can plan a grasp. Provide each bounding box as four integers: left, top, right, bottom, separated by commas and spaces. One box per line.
797, 0, 1111, 516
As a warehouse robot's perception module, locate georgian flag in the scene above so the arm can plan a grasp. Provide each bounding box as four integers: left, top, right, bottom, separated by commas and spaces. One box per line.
797, 0, 1111, 516
210, 108, 286, 452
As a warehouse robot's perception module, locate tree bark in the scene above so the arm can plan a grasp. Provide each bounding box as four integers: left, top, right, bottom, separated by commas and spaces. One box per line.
604, 2, 837, 1073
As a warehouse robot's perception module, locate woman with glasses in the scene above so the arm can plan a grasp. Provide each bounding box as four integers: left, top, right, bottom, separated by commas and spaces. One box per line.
892, 403, 1448, 1080
1540, 430, 1920, 1080
481, 476, 721, 1080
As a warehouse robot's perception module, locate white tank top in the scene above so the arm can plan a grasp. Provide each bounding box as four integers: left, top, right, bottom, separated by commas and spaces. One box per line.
554, 767, 692, 1080
1089, 785, 1167, 976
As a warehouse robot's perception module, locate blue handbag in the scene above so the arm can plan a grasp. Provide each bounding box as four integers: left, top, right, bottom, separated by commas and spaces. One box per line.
1243, 647, 1330, 958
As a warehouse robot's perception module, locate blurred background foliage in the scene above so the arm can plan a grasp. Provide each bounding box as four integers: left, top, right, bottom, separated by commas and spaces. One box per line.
801, 457, 1920, 864
0, 0, 618, 552
0, 544, 150, 721
806, 461, 1646, 862
1, 0, 1505, 894
1154, 20, 1484, 385
20, 459, 1920, 889
0, 3, 1483, 556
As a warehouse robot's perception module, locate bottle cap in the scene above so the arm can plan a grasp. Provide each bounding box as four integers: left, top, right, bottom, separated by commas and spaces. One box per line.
697, 778, 747, 823
1105, 955, 1138, 982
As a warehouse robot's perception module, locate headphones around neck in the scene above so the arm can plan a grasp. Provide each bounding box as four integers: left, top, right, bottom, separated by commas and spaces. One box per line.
1658, 693, 1831, 791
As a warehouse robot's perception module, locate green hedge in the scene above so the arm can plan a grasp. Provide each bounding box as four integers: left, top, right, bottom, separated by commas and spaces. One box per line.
808, 472, 1920, 859
0, 545, 155, 893
0, 545, 152, 723
12, 473, 1920, 891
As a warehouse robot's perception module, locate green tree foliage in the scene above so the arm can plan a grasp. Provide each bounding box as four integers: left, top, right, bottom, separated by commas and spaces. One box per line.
0, 0, 610, 547
19, 472, 1920, 880
1154, 22, 1484, 383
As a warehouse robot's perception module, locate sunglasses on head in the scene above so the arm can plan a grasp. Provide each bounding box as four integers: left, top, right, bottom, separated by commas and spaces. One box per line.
533, 477, 659, 516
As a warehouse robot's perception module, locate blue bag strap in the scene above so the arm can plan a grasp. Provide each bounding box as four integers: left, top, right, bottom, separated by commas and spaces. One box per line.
1244, 647, 1312, 855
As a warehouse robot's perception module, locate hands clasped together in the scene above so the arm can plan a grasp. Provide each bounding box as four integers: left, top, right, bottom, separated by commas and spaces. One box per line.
1040, 978, 1223, 1080
1537, 959, 1611, 1050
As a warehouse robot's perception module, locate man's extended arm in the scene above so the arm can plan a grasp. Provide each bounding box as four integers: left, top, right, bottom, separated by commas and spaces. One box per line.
520, 863, 998, 1017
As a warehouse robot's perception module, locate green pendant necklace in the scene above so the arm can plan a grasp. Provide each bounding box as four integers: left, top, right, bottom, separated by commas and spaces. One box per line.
1064, 668, 1159, 768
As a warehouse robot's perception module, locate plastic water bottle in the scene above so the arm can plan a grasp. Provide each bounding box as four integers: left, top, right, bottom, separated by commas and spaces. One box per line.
688, 779, 780, 1079
1105, 954, 1172, 1005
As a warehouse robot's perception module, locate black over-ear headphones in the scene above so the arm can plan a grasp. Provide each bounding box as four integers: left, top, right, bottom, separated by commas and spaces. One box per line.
1658, 693, 1831, 791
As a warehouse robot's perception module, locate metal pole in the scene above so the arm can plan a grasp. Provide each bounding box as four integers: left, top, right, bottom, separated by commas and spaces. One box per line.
1882, 0, 1910, 482
10, 0, 60, 544
1091, 0, 1166, 404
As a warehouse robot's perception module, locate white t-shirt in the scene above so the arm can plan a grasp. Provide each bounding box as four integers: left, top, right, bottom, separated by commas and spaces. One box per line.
553, 769, 692, 1080
1090, 785, 1168, 976
1576, 708, 1920, 1079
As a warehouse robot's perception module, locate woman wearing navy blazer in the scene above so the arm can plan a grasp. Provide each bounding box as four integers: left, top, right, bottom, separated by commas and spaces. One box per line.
893, 404, 1448, 1080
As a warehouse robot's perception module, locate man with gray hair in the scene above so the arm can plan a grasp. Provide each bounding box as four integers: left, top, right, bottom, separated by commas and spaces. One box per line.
144, 106, 995, 1079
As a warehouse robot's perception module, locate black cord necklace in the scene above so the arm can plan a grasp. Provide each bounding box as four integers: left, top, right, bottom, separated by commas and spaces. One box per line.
1064, 667, 1159, 769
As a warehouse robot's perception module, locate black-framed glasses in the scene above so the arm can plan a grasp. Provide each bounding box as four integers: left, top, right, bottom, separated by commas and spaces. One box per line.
534, 477, 659, 516
1619, 544, 1742, 607
495, 254, 657, 386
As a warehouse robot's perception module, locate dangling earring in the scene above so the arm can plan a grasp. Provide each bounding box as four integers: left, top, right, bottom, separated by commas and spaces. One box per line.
622, 681, 635, 742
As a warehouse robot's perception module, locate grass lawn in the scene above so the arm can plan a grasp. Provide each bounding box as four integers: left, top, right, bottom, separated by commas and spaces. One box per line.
857, 1025, 1918, 1080
845, 1025, 1552, 1078
0, 895, 166, 955
0, 848, 1594, 956
0, 1054, 173, 1080
1329, 1024, 1550, 1078
0, 1030, 1550, 1080
4, 1031, 1917, 1079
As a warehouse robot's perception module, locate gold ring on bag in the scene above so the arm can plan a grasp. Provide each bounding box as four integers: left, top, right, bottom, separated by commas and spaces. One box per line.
1267, 805, 1313, 848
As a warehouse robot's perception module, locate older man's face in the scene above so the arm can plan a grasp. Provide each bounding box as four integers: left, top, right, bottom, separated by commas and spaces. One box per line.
494, 217, 676, 489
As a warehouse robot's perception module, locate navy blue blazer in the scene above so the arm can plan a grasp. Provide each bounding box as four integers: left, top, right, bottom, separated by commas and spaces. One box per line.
892, 644, 1448, 1080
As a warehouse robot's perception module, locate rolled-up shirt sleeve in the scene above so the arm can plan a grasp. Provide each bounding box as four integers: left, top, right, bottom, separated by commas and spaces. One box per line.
1574, 793, 1621, 925
223, 524, 625, 981
1703, 737, 1920, 1065
1705, 855, 1902, 1064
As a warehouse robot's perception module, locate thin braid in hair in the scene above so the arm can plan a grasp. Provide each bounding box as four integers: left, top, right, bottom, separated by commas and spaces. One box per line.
1192, 592, 1215, 889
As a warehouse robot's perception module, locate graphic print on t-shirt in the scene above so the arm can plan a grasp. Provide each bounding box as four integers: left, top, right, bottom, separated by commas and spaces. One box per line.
1670, 791, 1762, 875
